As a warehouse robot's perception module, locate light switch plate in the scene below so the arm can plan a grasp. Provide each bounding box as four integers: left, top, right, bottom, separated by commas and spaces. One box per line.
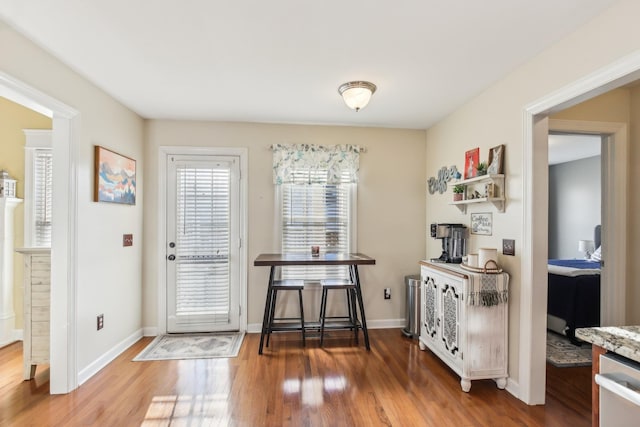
502, 239, 515, 256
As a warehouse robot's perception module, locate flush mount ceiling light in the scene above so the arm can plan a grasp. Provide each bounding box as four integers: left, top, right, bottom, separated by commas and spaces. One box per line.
338, 81, 377, 112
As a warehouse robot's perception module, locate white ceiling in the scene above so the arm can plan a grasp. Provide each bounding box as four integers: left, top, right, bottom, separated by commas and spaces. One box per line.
548, 134, 602, 165
0, 0, 619, 129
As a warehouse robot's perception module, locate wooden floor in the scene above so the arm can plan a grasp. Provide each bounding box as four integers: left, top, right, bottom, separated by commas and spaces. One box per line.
0, 329, 591, 426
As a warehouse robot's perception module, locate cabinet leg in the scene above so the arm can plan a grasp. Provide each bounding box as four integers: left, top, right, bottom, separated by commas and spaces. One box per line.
419, 340, 426, 351
496, 377, 507, 389
24, 364, 36, 380
460, 378, 471, 392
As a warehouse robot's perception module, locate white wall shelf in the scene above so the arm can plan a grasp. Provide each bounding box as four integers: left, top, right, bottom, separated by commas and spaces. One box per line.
449, 174, 505, 213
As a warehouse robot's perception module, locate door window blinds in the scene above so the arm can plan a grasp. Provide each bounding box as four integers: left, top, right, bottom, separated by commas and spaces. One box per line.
175, 165, 231, 322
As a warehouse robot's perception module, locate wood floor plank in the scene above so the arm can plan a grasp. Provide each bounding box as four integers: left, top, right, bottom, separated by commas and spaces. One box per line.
0, 329, 591, 426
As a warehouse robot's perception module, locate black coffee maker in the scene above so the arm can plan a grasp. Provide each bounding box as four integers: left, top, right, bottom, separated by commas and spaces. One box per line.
430, 223, 468, 263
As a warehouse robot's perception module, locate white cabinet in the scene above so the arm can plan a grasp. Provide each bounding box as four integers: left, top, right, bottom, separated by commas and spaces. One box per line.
15, 247, 50, 380
449, 174, 505, 213
419, 261, 508, 392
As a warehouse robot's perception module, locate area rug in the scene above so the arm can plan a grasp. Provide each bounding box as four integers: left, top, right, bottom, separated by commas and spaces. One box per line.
133, 332, 244, 361
546, 331, 592, 367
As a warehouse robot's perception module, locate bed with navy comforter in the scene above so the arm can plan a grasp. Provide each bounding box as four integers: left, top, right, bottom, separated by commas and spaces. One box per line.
547, 258, 601, 341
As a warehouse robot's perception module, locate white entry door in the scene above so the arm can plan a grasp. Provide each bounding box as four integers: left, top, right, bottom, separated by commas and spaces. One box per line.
166, 155, 240, 333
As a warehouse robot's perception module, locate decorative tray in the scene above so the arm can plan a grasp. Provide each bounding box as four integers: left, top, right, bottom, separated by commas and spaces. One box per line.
459, 262, 503, 274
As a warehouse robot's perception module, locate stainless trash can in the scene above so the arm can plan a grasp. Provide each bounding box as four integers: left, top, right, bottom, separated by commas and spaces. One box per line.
402, 274, 421, 339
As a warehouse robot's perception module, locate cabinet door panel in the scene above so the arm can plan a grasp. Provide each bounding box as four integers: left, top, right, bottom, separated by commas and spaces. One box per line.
441, 283, 461, 356
423, 276, 438, 338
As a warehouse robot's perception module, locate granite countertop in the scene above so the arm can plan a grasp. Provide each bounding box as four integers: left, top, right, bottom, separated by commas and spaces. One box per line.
575, 326, 640, 363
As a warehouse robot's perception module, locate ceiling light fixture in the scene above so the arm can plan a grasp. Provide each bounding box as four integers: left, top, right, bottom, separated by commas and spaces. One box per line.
338, 81, 377, 112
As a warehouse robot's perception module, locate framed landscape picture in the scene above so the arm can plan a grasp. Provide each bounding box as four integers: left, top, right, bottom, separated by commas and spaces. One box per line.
464, 148, 480, 179
94, 146, 136, 205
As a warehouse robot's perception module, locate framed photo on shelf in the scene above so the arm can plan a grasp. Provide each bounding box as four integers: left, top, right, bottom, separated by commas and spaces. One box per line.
487, 144, 505, 175
470, 212, 492, 235
94, 145, 137, 205
464, 148, 480, 179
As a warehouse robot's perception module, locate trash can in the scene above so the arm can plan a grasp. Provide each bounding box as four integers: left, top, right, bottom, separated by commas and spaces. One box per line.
402, 274, 421, 339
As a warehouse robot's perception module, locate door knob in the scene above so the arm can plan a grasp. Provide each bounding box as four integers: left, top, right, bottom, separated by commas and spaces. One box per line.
167, 254, 176, 261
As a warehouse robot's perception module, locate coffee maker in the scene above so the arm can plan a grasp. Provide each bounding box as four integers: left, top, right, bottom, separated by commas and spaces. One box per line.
430, 223, 468, 263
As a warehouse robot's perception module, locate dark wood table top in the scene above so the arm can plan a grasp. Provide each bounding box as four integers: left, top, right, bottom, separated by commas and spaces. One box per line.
254, 253, 376, 267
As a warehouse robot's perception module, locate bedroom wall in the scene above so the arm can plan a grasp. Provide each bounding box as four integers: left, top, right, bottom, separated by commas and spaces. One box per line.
548, 156, 601, 259
0, 97, 51, 332
425, 0, 640, 397
143, 120, 427, 332
0, 21, 145, 378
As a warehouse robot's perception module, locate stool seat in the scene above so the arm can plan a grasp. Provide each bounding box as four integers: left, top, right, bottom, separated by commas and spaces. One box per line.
320, 279, 355, 289
272, 279, 305, 290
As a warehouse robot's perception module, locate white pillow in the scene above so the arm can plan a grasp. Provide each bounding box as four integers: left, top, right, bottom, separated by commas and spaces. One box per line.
591, 245, 602, 261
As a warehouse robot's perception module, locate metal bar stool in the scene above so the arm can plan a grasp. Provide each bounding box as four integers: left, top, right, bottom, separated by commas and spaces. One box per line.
265, 279, 306, 348
319, 279, 359, 346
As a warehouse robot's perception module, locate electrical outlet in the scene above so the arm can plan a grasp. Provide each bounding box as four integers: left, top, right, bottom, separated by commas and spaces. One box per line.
97, 314, 104, 330
123, 234, 133, 247
384, 288, 391, 299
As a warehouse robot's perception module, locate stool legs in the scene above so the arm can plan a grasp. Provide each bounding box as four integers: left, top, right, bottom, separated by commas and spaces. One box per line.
319, 286, 359, 347
264, 284, 305, 350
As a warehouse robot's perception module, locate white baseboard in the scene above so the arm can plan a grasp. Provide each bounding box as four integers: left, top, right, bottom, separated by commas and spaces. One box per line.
13, 329, 23, 341
142, 326, 158, 337
505, 377, 520, 401
247, 318, 405, 334
78, 329, 143, 386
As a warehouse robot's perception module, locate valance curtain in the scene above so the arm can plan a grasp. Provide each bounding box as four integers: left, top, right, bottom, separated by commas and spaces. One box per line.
272, 144, 360, 185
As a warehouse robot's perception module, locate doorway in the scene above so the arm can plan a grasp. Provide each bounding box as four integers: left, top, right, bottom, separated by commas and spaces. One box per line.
522, 62, 639, 403
157, 146, 248, 335
0, 71, 80, 394
165, 154, 241, 333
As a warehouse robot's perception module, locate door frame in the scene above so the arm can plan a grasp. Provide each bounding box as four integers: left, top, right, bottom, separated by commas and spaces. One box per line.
0, 71, 79, 394
521, 52, 640, 404
157, 146, 248, 334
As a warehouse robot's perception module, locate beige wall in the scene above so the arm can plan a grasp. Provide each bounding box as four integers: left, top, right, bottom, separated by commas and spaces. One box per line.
143, 120, 427, 329
0, 97, 51, 330
425, 0, 640, 390
0, 22, 145, 372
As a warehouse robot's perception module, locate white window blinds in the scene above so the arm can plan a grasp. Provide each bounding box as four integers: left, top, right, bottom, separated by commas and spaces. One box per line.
34, 149, 53, 247
281, 170, 352, 280
175, 165, 231, 321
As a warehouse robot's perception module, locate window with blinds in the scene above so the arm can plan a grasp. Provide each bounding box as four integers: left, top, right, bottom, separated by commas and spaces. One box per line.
175, 165, 231, 322
281, 170, 353, 280
33, 150, 53, 247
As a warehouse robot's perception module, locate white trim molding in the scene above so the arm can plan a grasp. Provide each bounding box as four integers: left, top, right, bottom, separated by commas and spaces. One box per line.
0, 71, 80, 395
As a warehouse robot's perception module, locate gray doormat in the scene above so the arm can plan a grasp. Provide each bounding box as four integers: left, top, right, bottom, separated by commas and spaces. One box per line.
133, 332, 244, 361
546, 331, 592, 367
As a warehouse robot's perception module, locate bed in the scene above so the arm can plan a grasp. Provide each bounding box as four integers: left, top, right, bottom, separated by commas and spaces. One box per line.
546, 226, 601, 342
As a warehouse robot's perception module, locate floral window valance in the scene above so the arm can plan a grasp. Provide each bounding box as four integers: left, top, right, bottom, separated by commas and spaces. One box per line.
272, 144, 360, 185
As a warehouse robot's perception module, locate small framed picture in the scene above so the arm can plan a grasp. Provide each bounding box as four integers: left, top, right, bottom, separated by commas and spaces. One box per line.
470, 212, 492, 235
487, 144, 505, 175
464, 148, 480, 179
